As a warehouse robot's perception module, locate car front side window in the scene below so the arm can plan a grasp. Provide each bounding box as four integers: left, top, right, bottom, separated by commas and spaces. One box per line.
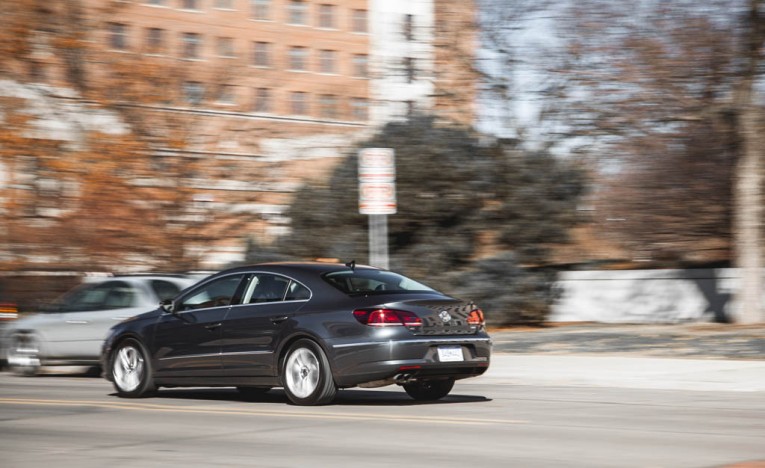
177, 274, 245, 312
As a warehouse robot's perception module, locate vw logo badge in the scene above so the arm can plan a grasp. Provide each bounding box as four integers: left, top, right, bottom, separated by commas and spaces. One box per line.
439, 310, 452, 323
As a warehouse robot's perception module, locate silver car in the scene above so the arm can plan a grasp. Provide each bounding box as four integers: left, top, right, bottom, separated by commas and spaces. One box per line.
2, 275, 197, 375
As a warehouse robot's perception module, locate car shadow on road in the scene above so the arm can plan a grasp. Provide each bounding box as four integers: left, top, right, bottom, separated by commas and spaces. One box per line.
7, 366, 103, 378
151, 387, 492, 406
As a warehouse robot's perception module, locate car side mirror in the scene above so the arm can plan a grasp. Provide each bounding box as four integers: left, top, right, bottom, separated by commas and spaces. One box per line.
160, 299, 176, 314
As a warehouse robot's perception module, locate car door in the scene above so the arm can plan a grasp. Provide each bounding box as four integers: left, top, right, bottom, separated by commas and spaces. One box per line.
44, 280, 148, 359
153, 273, 247, 378
221, 273, 311, 377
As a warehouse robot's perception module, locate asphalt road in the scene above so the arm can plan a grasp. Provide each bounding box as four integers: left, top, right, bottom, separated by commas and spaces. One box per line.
2, 356, 764, 468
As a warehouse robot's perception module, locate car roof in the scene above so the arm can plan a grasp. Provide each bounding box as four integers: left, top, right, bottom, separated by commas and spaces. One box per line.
222, 262, 380, 275
197, 262, 381, 295
81, 274, 196, 284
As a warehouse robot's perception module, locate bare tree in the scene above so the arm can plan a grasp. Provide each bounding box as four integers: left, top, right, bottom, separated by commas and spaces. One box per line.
550, 0, 764, 321
733, 0, 765, 323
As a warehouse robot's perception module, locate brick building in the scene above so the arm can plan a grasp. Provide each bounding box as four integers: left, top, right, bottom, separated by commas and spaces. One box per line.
1, 0, 477, 270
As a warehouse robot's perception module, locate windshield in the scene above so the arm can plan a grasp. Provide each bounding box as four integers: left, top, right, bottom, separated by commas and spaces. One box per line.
323, 270, 437, 296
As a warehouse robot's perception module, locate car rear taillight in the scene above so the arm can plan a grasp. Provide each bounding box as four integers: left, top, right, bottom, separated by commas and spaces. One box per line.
466, 308, 485, 326
0, 303, 18, 321
353, 308, 423, 328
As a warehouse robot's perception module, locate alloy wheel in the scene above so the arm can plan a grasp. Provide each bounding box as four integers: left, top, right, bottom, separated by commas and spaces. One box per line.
284, 347, 320, 398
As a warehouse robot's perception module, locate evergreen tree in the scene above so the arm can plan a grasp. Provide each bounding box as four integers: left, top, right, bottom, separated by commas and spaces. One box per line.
280, 116, 587, 324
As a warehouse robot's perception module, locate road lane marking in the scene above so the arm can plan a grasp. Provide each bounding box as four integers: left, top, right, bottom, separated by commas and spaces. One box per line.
0, 398, 526, 426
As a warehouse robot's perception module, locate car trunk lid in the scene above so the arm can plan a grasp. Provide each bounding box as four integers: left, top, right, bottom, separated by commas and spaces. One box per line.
391, 297, 483, 336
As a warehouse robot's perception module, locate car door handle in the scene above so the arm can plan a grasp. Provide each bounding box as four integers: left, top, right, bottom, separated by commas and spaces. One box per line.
205, 322, 222, 331
270, 316, 289, 324
66, 320, 89, 324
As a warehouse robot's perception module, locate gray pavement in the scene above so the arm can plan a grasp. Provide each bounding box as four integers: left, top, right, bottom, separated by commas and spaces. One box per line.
490, 322, 765, 359
470, 354, 765, 392
480, 323, 765, 394
2, 353, 764, 468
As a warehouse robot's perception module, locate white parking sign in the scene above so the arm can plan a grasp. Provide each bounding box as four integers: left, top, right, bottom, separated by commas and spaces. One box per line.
358, 148, 396, 215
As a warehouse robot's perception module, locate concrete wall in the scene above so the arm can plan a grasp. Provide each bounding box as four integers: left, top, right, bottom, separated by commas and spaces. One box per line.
549, 269, 752, 323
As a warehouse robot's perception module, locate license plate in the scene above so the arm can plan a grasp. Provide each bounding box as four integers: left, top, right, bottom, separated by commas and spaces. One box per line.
437, 345, 464, 362
8, 355, 39, 367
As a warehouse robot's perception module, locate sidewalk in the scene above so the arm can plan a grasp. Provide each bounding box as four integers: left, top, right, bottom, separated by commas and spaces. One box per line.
475, 323, 765, 392
489, 323, 765, 359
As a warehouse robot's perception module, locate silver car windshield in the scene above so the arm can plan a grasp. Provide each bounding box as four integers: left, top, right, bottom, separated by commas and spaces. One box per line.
323, 270, 436, 296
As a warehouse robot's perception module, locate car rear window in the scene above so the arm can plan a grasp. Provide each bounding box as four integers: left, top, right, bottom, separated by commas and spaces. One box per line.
323, 270, 435, 296
49, 280, 138, 312
151, 280, 183, 301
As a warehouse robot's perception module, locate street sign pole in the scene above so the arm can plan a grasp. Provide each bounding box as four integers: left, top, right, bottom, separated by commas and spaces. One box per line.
369, 214, 389, 269
358, 148, 396, 269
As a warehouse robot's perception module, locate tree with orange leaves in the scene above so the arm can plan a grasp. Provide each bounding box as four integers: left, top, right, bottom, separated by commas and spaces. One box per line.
0, 0, 239, 273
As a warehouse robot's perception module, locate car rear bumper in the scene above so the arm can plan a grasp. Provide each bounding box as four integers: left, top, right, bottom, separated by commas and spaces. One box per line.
328, 335, 492, 388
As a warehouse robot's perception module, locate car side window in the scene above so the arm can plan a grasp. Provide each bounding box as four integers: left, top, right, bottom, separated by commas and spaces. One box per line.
151, 280, 183, 301
285, 280, 311, 301
54, 281, 137, 312
177, 274, 245, 312
101, 282, 139, 309
242, 274, 290, 304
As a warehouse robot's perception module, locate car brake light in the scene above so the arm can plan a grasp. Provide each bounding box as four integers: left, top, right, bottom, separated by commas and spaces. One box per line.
466, 308, 485, 326
0, 303, 18, 321
353, 309, 423, 328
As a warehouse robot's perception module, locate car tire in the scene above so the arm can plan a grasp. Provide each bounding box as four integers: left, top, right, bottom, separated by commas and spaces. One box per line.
403, 379, 455, 401
281, 339, 336, 406
111, 338, 155, 398
7, 334, 42, 377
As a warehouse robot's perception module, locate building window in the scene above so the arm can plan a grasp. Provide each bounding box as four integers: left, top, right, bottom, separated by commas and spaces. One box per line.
181, 0, 200, 10
215, 0, 233, 9
253, 87, 272, 112
318, 4, 336, 29
253, 41, 271, 67
404, 57, 416, 82
288, 0, 307, 25
145, 27, 164, 53
406, 100, 415, 117
352, 54, 368, 78
319, 94, 338, 119
319, 49, 336, 74
351, 9, 367, 33
183, 81, 205, 105
181, 32, 202, 59
31, 30, 53, 57
251, 0, 270, 20
216, 37, 235, 57
216, 85, 236, 104
29, 62, 47, 82
351, 97, 368, 120
108, 23, 129, 51
290, 91, 308, 115
403, 14, 414, 41
288, 46, 308, 71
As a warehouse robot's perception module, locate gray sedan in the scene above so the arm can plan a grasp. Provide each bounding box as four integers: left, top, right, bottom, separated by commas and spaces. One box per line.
102, 262, 491, 405
2, 275, 197, 375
